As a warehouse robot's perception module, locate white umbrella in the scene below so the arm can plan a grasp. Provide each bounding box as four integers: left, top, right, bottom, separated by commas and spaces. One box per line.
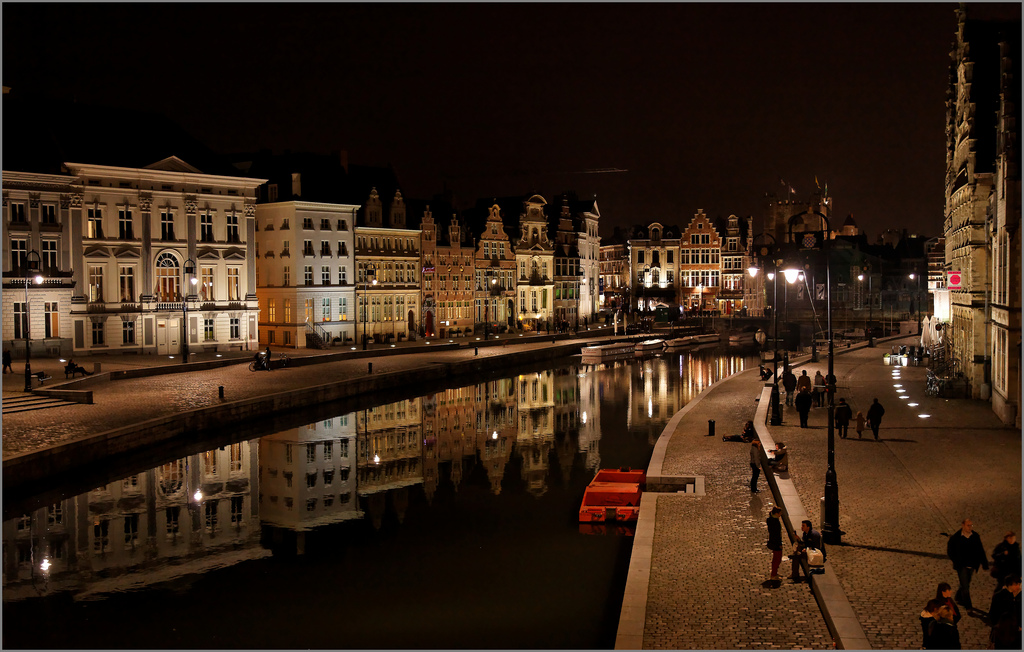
920, 315, 930, 349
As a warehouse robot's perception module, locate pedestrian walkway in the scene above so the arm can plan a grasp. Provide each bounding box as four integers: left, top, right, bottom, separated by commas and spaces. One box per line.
624, 337, 1021, 649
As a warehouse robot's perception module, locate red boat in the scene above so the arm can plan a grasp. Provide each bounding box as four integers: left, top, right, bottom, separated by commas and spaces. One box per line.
578, 468, 645, 523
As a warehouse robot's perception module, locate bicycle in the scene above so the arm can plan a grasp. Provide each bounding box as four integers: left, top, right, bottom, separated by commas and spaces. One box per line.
249, 353, 290, 371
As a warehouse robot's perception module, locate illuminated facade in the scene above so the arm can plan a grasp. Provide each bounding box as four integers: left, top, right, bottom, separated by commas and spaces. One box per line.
629, 222, 681, 316
473, 203, 517, 335
421, 206, 475, 338
598, 242, 629, 313
514, 195, 555, 331
679, 210, 722, 313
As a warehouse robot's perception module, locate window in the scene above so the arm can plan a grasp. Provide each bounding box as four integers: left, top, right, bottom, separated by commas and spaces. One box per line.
205, 501, 219, 533
304, 266, 313, 286
338, 241, 348, 256
230, 496, 244, 525
321, 240, 331, 256
322, 265, 330, 285
281, 241, 290, 256
339, 219, 348, 231
667, 250, 674, 264
322, 297, 331, 321
268, 299, 276, 322
160, 210, 174, 240
230, 318, 240, 339
281, 266, 289, 287
41, 204, 57, 224
12, 302, 26, 339
89, 265, 104, 302
119, 207, 134, 239
200, 212, 214, 242
339, 297, 348, 321
338, 266, 347, 285
155, 253, 180, 302
637, 250, 644, 264
284, 299, 292, 323
303, 240, 314, 256
303, 217, 313, 230
339, 438, 349, 457
123, 319, 135, 344
227, 268, 240, 301
226, 213, 239, 242
200, 267, 214, 301
305, 298, 314, 322
41, 239, 58, 270
307, 443, 316, 463
11, 238, 27, 270
87, 207, 104, 238
44, 302, 58, 338
204, 318, 215, 341
324, 441, 333, 461
324, 470, 334, 487
91, 321, 105, 345
268, 184, 278, 202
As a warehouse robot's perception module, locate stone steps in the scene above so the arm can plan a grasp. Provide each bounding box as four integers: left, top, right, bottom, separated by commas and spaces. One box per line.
2, 394, 76, 415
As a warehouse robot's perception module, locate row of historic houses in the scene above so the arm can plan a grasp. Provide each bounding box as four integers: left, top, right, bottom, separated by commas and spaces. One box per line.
2, 156, 603, 357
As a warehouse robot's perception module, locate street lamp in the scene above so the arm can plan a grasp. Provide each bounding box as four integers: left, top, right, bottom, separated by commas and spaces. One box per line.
909, 273, 921, 334
858, 265, 874, 346
181, 258, 197, 365
786, 214, 841, 545
362, 265, 377, 350
22, 250, 43, 392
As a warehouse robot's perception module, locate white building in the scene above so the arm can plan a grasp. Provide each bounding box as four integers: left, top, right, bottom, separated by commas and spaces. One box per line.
3, 158, 264, 357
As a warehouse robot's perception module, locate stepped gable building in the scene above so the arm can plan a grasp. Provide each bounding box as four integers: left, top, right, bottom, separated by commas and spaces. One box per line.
717, 214, 755, 316
420, 205, 475, 338
548, 192, 601, 326
514, 195, 556, 331
472, 202, 516, 334
2, 92, 264, 358
943, 5, 1021, 423
552, 198, 583, 331
247, 151, 358, 348
679, 209, 721, 314
599, 227, 630, 314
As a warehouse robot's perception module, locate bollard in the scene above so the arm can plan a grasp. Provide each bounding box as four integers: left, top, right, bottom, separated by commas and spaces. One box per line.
708, 419, 715, 437
219, 386, 224, 399
368, 362, 372, 374
474, 347, 478, 356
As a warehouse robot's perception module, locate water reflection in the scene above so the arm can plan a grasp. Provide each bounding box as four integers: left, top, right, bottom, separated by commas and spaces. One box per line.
3, 348, 755, 646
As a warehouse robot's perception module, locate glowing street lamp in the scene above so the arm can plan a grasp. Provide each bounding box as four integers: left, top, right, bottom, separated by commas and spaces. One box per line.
22, 250, 44, 392
181, 258, 198, 365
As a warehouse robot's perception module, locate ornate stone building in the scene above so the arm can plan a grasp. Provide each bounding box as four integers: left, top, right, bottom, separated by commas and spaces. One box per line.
473, 203, 516, 334
514, 195, 555, 331
420, 206, 475, 338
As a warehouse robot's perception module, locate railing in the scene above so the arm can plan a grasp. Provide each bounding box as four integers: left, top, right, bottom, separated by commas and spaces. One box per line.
305, 320, 332, 349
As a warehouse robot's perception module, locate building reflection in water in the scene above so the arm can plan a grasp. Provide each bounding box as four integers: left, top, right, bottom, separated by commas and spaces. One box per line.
3, 349, 752, 603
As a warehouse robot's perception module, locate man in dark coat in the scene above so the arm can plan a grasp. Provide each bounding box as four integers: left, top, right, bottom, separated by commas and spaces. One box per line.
834, 398, 853, 439
989, 576, 1022, 649
992, 531, 1022, 588
795, 387, 813, 428
866, 398, 885, 440
766, 506, 783, 581
928, 605, 961, 649
790, 519, 824, 582
946, 519, 989, 610
782, 369, 797, 405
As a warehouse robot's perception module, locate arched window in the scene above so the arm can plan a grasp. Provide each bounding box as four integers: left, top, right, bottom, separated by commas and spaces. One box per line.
652, 250, 661, 267
155, 252, 181, 302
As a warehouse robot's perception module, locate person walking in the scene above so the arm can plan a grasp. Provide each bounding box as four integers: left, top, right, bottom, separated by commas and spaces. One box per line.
927, 605, 961, 649
795, 387, 813, 428
946, 519, 989, 610
2, 348, 11, 374
796, 369, 812, 395
749, 440, 761, 492
263, 346, 273, 372
766, 506, 783, 581
866, 398, 885, 440
834, 398, 853, 439
989, 576, 1022, 649
855, 411, 866, 438
812, 370, 826, 407
991, 531, 1022, 589
824, 371, 837, 406
782, 368, 797, 406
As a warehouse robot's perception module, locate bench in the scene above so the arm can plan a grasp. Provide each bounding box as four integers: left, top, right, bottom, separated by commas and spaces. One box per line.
65, 365, 90, 378
33, 373, 53, 386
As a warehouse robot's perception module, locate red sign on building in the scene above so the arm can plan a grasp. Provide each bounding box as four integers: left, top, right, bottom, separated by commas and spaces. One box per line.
947, 271, 962, 290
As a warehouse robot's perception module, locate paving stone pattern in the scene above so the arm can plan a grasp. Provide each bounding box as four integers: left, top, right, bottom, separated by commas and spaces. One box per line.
768, 342, 1021, 650
646, 371, 834, 649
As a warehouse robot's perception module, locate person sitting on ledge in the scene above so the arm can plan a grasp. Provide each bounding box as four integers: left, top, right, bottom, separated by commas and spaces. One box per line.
64, 360, 92, 378
767, 442, 788, 472
723, 420, 757, 443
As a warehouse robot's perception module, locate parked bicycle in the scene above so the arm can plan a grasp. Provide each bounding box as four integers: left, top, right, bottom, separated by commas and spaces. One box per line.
249, 352, 290, 371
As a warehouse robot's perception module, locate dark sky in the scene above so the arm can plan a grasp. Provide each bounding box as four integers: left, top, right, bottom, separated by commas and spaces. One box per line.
3, 3, 1020, 239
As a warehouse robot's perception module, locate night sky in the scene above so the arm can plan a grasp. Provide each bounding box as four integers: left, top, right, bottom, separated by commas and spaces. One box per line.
3, 3, 1020, 238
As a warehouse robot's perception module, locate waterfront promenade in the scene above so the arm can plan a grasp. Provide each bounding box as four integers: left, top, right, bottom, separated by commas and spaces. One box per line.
620, 337, 1022, 649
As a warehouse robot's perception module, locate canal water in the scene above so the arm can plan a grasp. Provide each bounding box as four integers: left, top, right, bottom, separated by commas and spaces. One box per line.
2, 347, 757, 649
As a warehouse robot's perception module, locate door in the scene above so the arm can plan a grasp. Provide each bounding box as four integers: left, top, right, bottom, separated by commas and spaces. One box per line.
157, 319, 180, 355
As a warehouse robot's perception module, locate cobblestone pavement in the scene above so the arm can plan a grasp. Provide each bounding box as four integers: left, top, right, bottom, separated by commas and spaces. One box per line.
0, 339, 571, 459
768, 339, 1021, 650
646, 370, 834, 649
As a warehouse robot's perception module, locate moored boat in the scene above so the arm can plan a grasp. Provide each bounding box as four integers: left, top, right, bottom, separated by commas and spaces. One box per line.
579, 467, 646, 523
634, 339, 665, 354
580, 341, 636, 363
665, 333, 719, 350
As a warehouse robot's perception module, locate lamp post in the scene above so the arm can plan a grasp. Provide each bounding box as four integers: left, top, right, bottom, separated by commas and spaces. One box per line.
362, 265, 377, 350
181, 258, 197, 365
909, 273, 921, 334
858, 265, 874, 346
642, 265, 650, 326
767, 266, 782, 425
22, 251, 43, 392
785, 215, 841, 545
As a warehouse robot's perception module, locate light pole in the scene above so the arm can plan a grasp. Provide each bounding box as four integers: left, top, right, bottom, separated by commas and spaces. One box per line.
181, 258, 197, 365
785, 214, 841, 545
858, 265, 874, 346
767, 265, 782, 425
362, 265, 377, 350
22, 251, 43, 392
909, 273, 921, 334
